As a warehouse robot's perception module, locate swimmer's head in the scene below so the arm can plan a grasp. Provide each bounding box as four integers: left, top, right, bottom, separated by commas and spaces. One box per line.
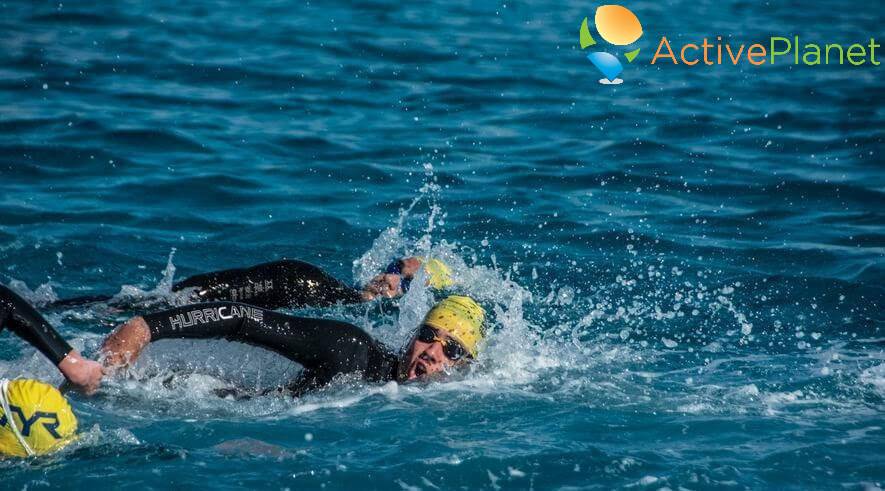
400, 296, 486, 381
0, 379, 78, 458
413, 257, 454, 290
363, 257, 453, 300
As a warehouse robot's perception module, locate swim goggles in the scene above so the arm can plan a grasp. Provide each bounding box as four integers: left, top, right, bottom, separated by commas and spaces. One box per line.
415, 325, 471, 362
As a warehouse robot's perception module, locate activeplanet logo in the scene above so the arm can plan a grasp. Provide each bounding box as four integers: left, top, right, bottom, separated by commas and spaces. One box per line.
651, 36, 880, 67
579, 5, 643, 84
579, 4, 880, 84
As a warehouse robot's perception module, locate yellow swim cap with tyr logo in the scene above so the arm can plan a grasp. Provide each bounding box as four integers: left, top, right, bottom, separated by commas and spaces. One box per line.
0, 379, 78, 458
422, 296, 486, 357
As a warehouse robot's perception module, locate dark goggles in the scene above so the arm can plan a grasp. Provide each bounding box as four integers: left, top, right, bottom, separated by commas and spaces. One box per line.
416, 324, 471, 362
385, 260, 413, 292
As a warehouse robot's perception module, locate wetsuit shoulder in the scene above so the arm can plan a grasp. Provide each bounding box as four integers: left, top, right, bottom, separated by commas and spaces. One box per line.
171, 259, 364, 309
0, 285, 72, 365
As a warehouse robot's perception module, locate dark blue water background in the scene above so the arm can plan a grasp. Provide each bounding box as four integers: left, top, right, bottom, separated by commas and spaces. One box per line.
1, 0, 883, 489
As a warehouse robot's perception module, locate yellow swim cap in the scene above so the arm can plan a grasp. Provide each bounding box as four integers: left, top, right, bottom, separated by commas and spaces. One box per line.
0, 379, 78, 458
417, 257, 454, 289
422, 296, 486, 357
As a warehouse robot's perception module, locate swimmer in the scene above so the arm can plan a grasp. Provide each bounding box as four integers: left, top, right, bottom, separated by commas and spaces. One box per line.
51, 257, 454, 310
0, 285, 104, 394
0, 286, 95, 458
101, 295, 486, 396
0, 287, 482, 457
0, 378, 78, 457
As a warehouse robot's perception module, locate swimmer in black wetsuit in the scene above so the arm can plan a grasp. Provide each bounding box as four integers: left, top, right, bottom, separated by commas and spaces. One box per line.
100, 295, 486, 396
0, 291, 484, 459
51, 257, 454, 310
0, 286, 104, 394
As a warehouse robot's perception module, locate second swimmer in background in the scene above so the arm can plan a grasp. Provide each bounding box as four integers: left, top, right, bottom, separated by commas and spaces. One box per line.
51, 256, 454, 310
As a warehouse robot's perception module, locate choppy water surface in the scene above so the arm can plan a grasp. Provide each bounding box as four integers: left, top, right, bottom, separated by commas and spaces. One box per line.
1, 0, 883, 489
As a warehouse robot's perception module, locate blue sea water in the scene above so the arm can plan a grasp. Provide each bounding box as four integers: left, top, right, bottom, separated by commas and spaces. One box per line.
1, 0, 883, 488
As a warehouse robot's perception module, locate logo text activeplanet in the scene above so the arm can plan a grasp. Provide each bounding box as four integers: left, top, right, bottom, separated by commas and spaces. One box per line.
651, 36, 880, 66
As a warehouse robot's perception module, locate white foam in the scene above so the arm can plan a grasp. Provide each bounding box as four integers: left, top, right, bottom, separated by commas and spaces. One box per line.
859, 363, 885, 396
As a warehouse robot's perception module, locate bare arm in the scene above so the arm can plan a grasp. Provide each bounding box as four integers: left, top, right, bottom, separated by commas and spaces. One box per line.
100, 316, 151, 369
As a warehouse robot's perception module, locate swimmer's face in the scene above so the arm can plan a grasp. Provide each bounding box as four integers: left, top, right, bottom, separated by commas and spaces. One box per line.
402, 326, 467, 381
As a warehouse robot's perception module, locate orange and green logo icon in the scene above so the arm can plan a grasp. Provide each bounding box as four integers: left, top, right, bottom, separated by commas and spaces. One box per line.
580, 5, 643, 84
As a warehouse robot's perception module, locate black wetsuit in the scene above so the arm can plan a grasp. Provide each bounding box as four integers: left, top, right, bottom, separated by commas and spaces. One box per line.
3, 283, 400, 396
142, 301, 401, 396
0, 285, 72, 365
172, 260, 364, 309
52, 260, 365, 310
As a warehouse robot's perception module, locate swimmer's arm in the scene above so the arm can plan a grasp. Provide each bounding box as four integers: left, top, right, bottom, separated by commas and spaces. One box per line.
101, 303, 374, 373
100, 306, 262, 370
1, 285, 72, 365
101, 306, 252, 368
0, 285, 103, 394
100, 316, 152, 368
172, 260, 365, 309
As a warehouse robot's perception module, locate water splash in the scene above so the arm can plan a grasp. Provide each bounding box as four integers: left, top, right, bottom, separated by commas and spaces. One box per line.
107, 248, 185, 308
352, 165, 443, 286
6, 278, 59, 306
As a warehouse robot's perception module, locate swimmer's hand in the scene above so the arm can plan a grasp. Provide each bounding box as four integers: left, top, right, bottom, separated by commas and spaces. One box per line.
361, 273, 403, 301
100, 316, 151, 371
360, 257, 421, 301
57, 350, 104, 395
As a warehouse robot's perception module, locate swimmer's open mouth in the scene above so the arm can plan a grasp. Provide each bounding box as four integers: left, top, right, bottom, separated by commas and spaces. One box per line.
414, 361, 428, 378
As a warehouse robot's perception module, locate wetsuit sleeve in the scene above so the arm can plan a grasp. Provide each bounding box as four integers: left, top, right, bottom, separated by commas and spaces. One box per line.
0, 285, 72, 365
141, 302, 378, 374
171, 260, 364, 309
